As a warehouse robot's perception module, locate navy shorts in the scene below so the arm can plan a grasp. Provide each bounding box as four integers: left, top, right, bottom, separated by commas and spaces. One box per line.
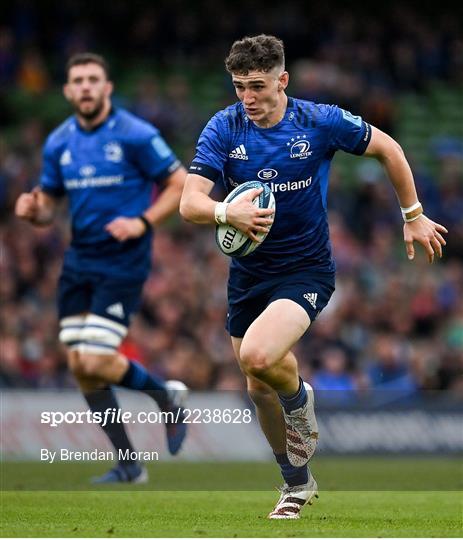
226, 269, 335, 338
57, 267, 144, 328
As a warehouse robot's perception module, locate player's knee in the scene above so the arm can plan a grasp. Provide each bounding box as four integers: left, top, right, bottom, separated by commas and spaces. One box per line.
69, 353, 113, 379
67, 353, 96, 378
239, 344, 272, 378
68, 353, 90, 378
67, 352, 82, 376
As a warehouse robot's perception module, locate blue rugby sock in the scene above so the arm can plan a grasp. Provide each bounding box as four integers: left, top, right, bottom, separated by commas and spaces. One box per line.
84, 387, 136, 464
278, 377, 307, 413
274, 452, 309, 487
119, 359, 170, 410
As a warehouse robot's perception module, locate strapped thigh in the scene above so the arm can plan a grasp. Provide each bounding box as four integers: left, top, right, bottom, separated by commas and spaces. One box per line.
59, 315, 86, 351
59, 313, 128, 355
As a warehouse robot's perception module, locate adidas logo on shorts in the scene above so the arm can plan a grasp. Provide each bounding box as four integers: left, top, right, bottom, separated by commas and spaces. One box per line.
106, 302, 125, 319
303, 293, 318, 309
229, 144, 249, 160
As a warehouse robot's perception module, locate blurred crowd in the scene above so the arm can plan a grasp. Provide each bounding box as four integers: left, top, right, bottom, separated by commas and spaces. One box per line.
1, 1, 462, 402
2, 2, 463, 131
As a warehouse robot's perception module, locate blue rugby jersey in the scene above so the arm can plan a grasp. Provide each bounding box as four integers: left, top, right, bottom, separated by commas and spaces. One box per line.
189, 98, 371, 277
40, 108, 181, 280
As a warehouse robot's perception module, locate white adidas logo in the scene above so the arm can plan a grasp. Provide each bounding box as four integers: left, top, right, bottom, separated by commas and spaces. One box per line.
229, 144, 249, 160
106, 302, 125, 319
60, 149, 72, 166
303, 293, 318, 309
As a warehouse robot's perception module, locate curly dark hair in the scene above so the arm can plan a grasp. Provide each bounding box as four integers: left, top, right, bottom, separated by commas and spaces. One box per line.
65, 52, 110, 80
225, 34, 285, 75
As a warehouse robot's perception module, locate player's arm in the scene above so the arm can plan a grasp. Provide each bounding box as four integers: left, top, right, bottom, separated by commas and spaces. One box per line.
17, 136, 65, 226
364, 126, 448, 263
180, 173, 274, 242
15, 188, 59, 226
179, 173, 218, 224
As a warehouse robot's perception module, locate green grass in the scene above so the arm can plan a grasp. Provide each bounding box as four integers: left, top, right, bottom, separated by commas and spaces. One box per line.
2, 457, 462, 491
2, 489, 461, 537
1, 460, 462, 537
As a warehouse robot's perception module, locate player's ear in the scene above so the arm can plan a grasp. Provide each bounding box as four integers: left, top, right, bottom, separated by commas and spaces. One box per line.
278, 71, 289, 91
105, 81, 114, 98
63, 83, 72, 102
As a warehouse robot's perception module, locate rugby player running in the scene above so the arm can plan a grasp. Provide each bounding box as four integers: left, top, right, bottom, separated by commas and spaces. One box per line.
180, 35, 447, 518
15, 53, 188, 483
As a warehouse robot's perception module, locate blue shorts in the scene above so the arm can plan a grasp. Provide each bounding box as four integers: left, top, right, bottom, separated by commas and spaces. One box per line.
57, 267, 144, 328
226, 269, 335, 338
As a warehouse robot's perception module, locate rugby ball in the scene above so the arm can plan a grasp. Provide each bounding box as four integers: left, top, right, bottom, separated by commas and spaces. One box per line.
215, 181, 275, 257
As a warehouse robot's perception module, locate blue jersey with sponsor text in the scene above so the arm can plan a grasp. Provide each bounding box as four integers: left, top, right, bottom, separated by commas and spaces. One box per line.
190, 97, 371, 277
40, 108, 180, 280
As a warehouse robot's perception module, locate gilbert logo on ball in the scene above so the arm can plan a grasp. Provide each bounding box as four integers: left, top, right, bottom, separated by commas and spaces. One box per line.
215, 181, 275, 257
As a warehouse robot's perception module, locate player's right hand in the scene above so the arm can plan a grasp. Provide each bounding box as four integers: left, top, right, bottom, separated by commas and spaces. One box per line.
226, 187, 274, 242
15, 190, 40, 222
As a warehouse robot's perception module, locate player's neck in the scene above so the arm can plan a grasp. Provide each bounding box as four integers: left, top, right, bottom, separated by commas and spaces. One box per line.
254, 94, 288, 129
76, 100, 112, 131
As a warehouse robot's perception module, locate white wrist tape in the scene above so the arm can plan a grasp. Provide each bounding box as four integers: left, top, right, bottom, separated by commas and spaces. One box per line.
214, 202, 229, 225
401, 201, 423, 222
400, 201, 421, 213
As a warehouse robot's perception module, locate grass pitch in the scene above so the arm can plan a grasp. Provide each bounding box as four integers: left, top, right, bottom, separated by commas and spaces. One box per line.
1, 459, 462, 537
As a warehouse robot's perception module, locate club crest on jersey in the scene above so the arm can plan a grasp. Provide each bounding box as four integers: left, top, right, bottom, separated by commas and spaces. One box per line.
104, 142, 123, 162
257, 168, 278, 181
287, 135, 312, 159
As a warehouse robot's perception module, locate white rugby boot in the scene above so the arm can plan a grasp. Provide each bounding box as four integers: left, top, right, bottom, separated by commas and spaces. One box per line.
283, 382, 319, 467
164, 380, 189, 455
91, 462, 148, 484
166, 379, 188, 408
268, 474, 319, 519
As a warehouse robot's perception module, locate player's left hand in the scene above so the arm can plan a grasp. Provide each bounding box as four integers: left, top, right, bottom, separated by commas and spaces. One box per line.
105, 217, 146, 241
403, 215, 448, 263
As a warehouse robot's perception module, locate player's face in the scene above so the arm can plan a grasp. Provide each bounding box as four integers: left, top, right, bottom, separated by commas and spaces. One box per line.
64, 63, 113, 120
232, 68, 288, 127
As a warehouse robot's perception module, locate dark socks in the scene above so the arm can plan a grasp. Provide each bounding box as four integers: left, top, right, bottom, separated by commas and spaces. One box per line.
119, 359, 171, 410
84, 386, 135, 465
278, 377, 307, 413
274, 452, 309, 487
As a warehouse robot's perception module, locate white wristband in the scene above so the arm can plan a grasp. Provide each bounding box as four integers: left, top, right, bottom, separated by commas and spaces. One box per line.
400, 201, 421, 214
404, 213, 423, 223
400, 201, 423, 222
214, 202, 229, 225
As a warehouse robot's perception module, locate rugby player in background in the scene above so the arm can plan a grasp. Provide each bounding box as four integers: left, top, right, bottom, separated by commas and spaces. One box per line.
15, 53, 188, 483
180, 35, 447, 518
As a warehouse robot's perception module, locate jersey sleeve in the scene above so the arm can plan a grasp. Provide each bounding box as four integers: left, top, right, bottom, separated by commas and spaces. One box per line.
132, 127, 181, 183
40, 138, 65, 197
188, 113, 230, 183
326, 105, 372, 155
